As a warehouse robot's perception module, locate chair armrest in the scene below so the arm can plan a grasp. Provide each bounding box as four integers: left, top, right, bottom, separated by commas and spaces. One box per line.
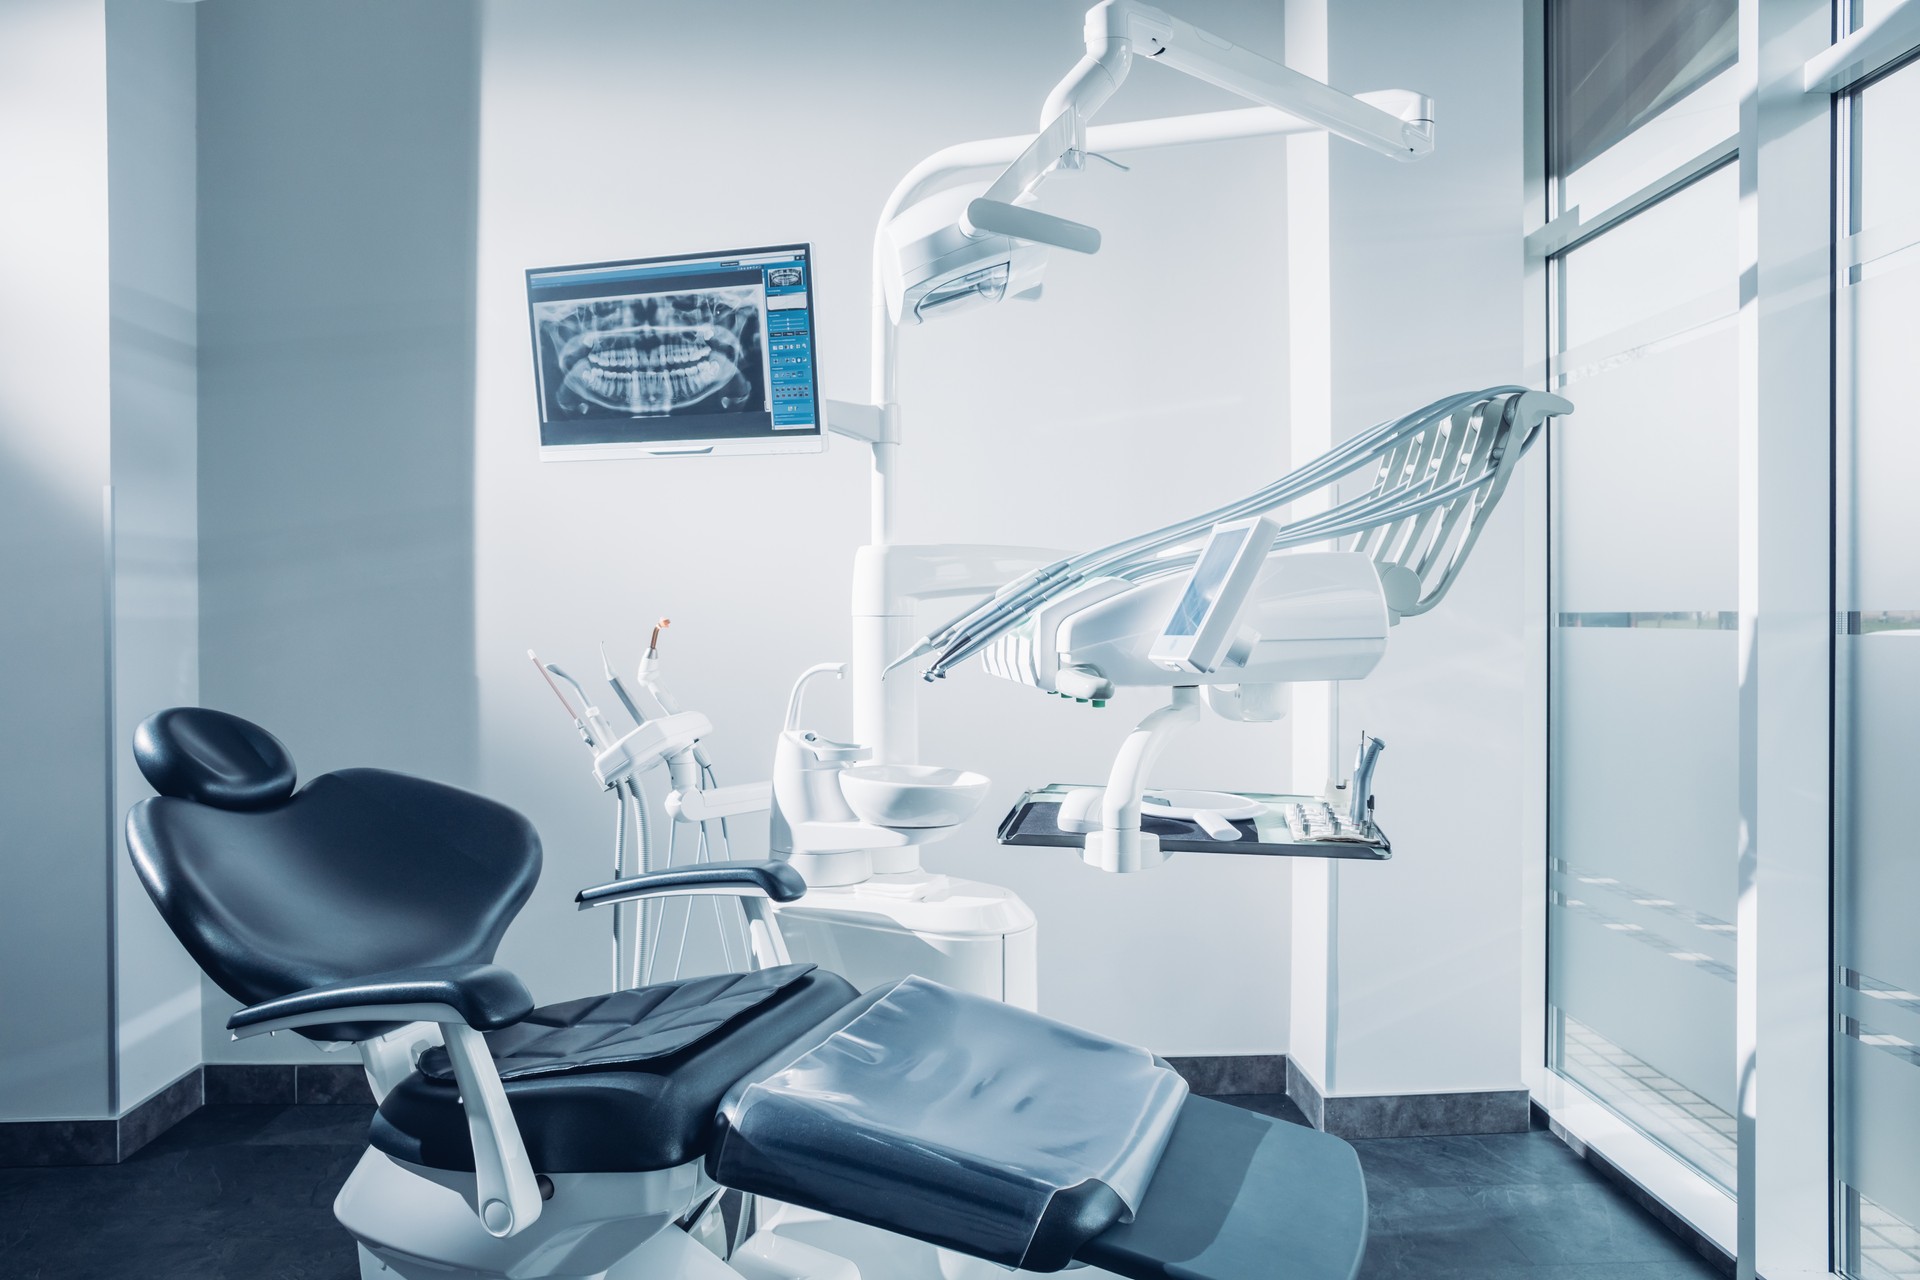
575, 859, 807, 911
226, 964, 534, 1037
227, 964, 541, 1240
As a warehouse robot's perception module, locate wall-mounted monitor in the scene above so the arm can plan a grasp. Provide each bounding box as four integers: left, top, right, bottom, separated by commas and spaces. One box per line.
1149, 515, 1281, 674
526, 243, 822, 459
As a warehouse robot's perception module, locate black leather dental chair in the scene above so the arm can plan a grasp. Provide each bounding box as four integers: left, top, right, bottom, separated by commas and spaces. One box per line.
126, 707, 1369, 1280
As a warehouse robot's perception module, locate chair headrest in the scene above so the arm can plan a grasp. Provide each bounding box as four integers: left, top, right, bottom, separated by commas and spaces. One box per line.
133, 708, 297, 811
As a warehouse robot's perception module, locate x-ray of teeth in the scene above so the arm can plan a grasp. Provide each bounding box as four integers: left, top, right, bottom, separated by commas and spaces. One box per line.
535, 287, 764, 418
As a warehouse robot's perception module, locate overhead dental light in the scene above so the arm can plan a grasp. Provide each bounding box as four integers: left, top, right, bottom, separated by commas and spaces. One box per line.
881, 184, 1051, 325
878, 0, 1433, 326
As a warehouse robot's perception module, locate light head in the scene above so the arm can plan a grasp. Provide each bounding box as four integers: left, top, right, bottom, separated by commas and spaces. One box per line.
881, 185, 1052, 325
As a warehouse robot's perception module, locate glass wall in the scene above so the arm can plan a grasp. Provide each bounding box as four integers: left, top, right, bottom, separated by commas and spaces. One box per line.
1836, 47, 1920, 1280
1544, 0, 1743, 1195
1541, 0, 1920, 1266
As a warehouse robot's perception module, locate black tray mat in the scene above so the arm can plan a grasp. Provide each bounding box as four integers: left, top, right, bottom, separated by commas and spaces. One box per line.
999, 798, 1390, 861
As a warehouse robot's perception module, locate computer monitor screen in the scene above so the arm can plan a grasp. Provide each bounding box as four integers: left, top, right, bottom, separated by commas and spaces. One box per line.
1164, 526, 1250, 637
526, 243, 822, 459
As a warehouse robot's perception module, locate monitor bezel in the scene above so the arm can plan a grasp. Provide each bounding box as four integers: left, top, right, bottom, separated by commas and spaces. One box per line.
526, 241, 825, 461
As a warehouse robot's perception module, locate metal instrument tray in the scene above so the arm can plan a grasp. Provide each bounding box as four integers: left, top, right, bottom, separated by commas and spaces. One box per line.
998, 784, 1391, 860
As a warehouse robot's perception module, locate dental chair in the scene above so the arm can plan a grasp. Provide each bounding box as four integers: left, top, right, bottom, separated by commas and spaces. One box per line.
125, 706, 1369, 1280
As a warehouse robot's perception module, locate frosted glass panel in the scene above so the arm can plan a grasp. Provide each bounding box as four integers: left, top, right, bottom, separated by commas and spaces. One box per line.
1840, 641, 1920, 998
1553, 169, 1739, 613
1548, 155, 1739, 1193
1560, 165, 1740, 348
1553, 328, 1739, 612
1838, 55, 1920, 1280
1844, 262, 1920, 608
1548, 630, 1738, 1191
1552, 631, 1740, 920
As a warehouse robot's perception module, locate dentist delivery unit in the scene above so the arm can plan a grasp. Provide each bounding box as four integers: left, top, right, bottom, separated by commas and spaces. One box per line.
117, 9, 1572, 1280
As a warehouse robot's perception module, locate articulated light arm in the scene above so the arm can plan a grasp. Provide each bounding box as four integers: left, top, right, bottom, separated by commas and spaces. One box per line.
964, 0, 1434, 252
1118, 3, 1432, 159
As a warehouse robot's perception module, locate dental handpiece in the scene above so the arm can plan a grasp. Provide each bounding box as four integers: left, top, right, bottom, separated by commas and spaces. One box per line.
1349, 733, 1386, 829
530, 650, 598, 749
635, 618, 714, 772
546, 662, 614, 743
600, 642, 647, 728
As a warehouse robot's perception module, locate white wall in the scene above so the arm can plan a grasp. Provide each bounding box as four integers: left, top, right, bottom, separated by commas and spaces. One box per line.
107, 0, 204, 1111
474, 0, 1296, 1053
0, 0, 206, 1119
1289, 0, 1532, 1097
0, 0, 116, 1121
195, 0, 483, 1062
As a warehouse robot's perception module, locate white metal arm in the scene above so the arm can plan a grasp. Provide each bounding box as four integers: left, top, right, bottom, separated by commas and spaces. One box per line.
967, 0, 1433, 251
1111, 3, 1432, 158
1082, 686, 1203, 874
233, 1005, 541, 1239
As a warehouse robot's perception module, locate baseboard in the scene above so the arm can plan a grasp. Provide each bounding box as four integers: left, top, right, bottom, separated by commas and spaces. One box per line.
1165, 1053, 1288, 1095
1285, 1059, 1531, 1139
204, 1062, 373, 1106
0, 1063, 371, 1168
0, 1065, 204, 1168
1535, 1104, 1737, 1278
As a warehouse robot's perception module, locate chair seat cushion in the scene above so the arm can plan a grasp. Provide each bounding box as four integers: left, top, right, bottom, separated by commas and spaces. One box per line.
369, 965, 860, 1175
418, 966, 817, 1079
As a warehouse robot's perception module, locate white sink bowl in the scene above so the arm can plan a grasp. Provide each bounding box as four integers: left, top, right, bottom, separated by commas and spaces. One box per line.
840, 764, 990, 830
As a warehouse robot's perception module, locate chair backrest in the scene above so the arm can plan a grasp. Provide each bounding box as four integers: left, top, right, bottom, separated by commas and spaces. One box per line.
126, 708, 542, 1038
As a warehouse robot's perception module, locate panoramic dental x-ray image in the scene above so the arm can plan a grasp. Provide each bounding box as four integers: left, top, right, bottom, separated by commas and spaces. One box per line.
533, 289, 764, 419
0, 2, 1900, 1279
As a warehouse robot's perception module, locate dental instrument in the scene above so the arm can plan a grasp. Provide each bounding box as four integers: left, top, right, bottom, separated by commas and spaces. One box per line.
536, 630, 772, 989
600, 641, 648, 728
529, 649, 597, 749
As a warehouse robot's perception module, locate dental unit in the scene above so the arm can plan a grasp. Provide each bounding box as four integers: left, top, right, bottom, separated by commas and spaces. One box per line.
935, 383, 1571, 870
517, 0, 1576, 1045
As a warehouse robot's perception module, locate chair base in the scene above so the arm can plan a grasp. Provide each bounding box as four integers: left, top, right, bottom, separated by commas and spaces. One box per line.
357, 1232, 745, 1280
334, 1149, 1125, 1280
339, 1149, 715, 1279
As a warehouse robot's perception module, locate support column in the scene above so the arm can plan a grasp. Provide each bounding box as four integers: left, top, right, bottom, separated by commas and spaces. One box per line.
1287, 0, 1533, 1135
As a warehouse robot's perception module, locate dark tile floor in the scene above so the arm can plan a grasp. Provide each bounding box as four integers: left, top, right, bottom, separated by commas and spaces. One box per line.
0, 1097, 1727, 1279
1235, 1095, 1727, 1280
